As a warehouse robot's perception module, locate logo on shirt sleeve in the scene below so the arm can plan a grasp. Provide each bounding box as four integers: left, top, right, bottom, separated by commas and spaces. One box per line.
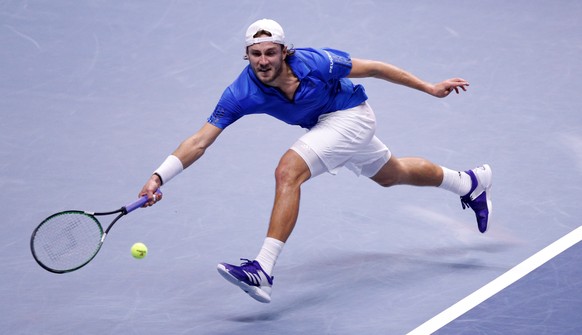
323, 49, 334, 74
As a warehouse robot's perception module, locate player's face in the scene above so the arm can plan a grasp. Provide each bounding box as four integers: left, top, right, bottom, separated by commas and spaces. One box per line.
247, 42, 286, 85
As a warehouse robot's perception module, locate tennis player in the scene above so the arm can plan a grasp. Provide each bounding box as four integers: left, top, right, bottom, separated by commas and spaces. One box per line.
139, 19, 492, 303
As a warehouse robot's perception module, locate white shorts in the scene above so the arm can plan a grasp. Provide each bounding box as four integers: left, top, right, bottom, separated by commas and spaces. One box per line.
291, 102, 391, 178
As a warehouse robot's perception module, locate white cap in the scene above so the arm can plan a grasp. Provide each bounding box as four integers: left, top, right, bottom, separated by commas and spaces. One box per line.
245, 19, 285, 46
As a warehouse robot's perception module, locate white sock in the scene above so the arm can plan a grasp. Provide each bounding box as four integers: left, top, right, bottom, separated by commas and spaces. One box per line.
439, 167, 473, 196
255, 237, 285, 276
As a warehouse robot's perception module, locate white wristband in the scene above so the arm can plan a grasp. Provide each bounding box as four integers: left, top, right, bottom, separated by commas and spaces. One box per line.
154, 155, 183, 185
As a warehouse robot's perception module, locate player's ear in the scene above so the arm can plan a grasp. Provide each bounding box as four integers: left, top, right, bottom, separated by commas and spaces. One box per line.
282, 46, 288, 60
282, 44, 294, 60
243, 46, 250, 60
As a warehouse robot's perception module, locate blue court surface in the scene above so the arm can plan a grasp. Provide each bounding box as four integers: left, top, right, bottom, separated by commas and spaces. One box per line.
1, 1, 582, 334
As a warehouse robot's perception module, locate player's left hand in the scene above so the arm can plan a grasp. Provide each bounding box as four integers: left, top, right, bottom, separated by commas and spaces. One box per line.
431, 78, 470, 98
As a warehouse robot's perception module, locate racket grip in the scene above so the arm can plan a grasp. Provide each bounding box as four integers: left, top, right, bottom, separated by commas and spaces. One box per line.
125, 189, 162, 213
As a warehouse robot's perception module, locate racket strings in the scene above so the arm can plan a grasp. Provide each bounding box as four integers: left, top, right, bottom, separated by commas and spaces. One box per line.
32, 212, 103, 271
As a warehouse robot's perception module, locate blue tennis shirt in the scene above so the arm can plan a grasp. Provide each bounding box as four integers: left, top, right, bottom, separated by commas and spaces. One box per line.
208, 48, 368, 129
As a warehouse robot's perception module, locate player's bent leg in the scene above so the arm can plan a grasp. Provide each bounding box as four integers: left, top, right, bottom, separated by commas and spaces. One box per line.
267, 149, 312, 242
370, 155, 443, 188
372, 157, 493, 233
217, 150, 310, 303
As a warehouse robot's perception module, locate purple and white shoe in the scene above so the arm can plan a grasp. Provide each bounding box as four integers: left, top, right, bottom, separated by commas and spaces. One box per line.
460, 164, 492, 233
217, 259, 274, 303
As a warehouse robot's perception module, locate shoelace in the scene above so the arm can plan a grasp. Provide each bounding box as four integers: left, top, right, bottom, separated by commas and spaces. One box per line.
237, 258, 274, 285
238, 258, 255, 268
460, 197, 471, 210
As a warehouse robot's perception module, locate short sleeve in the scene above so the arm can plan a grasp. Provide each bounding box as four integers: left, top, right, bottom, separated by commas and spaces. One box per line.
320, 48, 353, 79
207, 88, 243, 129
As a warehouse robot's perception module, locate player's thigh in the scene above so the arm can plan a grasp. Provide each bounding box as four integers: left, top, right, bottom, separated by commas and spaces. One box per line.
290, 139, 328, 178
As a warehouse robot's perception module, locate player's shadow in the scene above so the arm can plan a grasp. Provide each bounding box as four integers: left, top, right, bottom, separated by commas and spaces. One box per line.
227, 242, 513, 324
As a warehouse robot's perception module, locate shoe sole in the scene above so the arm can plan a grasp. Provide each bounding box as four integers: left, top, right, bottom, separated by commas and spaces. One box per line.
217, 264, 272, 303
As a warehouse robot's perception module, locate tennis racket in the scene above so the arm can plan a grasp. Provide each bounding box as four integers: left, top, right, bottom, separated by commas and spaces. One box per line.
30, 190, 161, 274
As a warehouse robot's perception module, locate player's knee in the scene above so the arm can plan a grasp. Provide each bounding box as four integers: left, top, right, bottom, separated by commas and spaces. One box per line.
370, 159, 402, 187
274, 162, 299, 187
274, 153, 310, 188
374, 175, 400, 188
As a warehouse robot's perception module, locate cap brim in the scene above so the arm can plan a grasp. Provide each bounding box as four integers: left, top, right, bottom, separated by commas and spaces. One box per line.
245, 36, 284, 46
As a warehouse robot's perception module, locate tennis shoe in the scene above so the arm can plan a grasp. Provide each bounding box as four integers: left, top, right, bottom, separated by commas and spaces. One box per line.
460, 164, 492, 233
217, 259, 273, 303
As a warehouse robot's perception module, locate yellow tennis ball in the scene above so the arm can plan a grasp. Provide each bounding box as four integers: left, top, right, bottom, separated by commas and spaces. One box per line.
131, 242, 148, 259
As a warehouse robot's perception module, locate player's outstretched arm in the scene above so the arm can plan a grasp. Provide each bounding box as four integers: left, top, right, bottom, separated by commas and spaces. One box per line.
348, 58, 469, 98
173, 122, 223, 169
140, 122, 223, 206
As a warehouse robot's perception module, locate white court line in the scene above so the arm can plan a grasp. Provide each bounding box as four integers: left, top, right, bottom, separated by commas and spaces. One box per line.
407, 225, 582, 335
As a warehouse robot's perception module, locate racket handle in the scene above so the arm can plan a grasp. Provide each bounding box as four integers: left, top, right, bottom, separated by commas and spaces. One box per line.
124, 189, 162, 213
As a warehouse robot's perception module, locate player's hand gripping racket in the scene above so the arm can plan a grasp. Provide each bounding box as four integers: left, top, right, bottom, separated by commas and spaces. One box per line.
30, 190, 161, 274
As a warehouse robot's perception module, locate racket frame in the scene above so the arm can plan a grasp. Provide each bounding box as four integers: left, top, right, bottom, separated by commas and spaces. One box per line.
30, 191, 159, 274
